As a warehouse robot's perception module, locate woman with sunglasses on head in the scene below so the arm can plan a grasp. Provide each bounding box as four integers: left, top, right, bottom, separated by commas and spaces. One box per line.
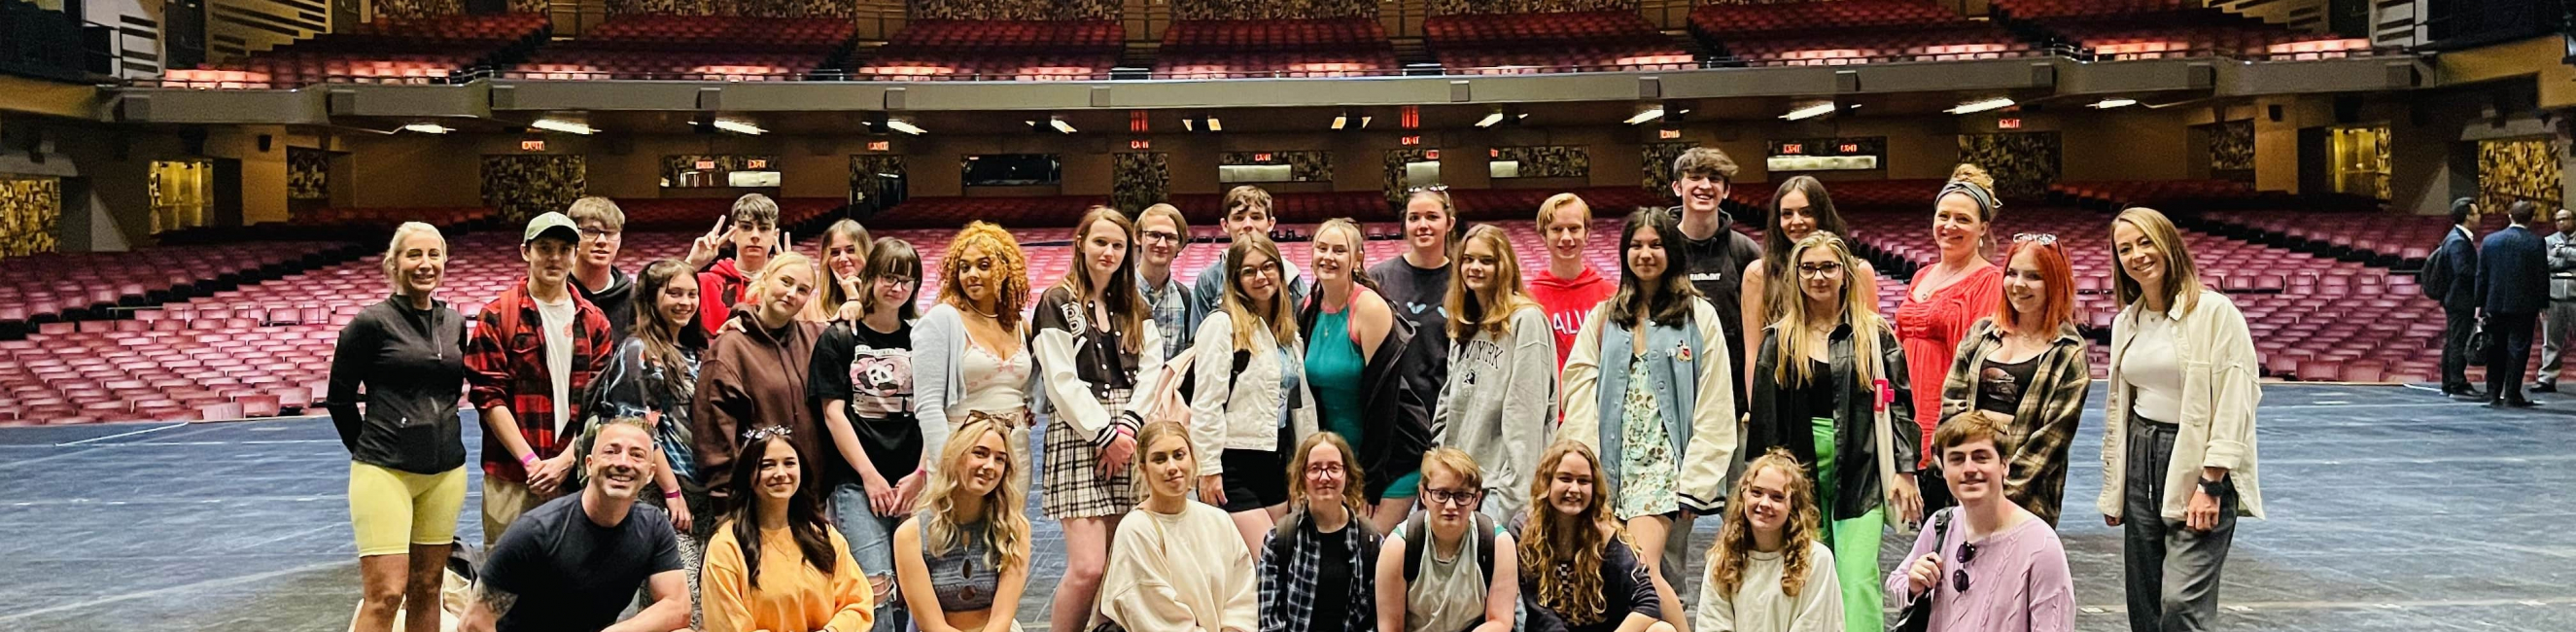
1256, 433, 1381, 632
892, 416, 1032, 632
2102, 207, 2262, 632
702, 427, 878, 632
810, 237, 926, 629
1193, 232, 1320, 553
1694, 448, 1842, 632
1104, 420, 1260, 632
1375, 448, 1517, 632
1303, 218, 1433, 534
1935, 234, 2090, 526
1744, 231, 1919, 632
1559, 208, 1737, 630
1887, 411, 2073, 632
1899, 165, 2005, 514
1741, 177, 1880, 395
1517, 440, 1671, 632
1436, 224, 1556, 519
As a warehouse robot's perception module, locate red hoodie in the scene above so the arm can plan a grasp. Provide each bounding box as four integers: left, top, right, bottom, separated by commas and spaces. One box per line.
696, 259, 749, 334
1528, 264, 1616, 369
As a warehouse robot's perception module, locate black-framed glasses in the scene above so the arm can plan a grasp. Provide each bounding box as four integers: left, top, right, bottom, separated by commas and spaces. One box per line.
1421, 487, 1480, 507
1238, 262, 1282, 278
1951, 542, 1978, 592
1795, 262, 1844, 278
577, 227, 621, 241
1139, 229, 1182, 244
1304, 463, 1345, 476
2013, 233, 2057, 244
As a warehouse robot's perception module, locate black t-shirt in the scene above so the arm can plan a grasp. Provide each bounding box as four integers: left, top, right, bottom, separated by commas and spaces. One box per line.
1310, 520, 1356, 631
1368, 257, 1452, 415
1671, 207, 1762, 408
1975, 353, 2041, 415
809, 319, 922, 481
480, 494, 683, 632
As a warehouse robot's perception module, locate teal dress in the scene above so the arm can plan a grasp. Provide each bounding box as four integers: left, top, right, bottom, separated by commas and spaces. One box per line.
1308, 305, 1420, 498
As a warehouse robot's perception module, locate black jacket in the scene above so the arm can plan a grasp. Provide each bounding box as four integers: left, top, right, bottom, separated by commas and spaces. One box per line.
326, 297, 470, 474
1300, 291, 1435, 500
2426, 226, 2480, 312
2479, 225, 2549, 315
574, 265, 637, 343
1746, 321, 1919, 521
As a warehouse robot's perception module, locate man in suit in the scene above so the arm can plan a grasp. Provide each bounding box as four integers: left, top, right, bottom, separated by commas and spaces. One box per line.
2427, 197, 2482, 399
2478, 200, 2550, 407
2536, 208, 2576, 392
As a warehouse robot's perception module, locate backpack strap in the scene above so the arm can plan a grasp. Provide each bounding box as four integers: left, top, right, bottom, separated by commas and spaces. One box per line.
1403, 510, 1431, 582
1474, 513, 1496, 586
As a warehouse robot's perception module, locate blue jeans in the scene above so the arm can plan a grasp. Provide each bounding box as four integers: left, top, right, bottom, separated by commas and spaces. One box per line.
831, 482, 909, 632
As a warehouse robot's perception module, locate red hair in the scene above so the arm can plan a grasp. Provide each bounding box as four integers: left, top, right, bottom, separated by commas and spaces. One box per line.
1994, 239, 2076, 334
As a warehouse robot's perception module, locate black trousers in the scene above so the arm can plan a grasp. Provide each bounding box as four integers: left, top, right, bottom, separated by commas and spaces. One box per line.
2488, 311, 2540, 401
2442, 306, 2478, 391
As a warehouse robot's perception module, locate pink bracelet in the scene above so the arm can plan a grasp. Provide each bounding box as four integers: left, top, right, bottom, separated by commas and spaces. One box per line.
520, 452, 540, 468
664, 489, 683, 500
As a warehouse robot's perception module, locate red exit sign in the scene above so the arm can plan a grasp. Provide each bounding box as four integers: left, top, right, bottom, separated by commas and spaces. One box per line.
1400, 135, 1421, 146
1424, 149, 1440, 160
866, 140, 890, 152
1781, 143, 1803, 155
1997, 118, 2023, 129
1129, 139, 1151, 150
745, 158, 769, 169
693, 159, 717, 170
519, 139, 545, 152
1839, 143, 1861, 153
1657, 128, 1681, 139
1253, 153, 1271, 161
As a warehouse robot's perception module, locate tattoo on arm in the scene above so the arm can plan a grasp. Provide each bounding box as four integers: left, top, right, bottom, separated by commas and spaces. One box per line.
473, 579, 519, 618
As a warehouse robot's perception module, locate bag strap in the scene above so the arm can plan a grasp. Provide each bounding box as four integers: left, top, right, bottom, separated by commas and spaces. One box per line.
1403, 510, 1431, 581
1474, 513, 1496, 586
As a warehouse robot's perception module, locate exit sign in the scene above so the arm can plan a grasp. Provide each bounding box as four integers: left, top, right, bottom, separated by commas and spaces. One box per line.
1780, 143, 1803, 155
1253, 153, 1271, 161
1657, 128, 1681, 139
1424, 149, 1440, 160
693, 159, 717, 170
866, 140, 890, 152
1129, 139, 1151, 150
745, 158, 769, 169
520, 140, 544, 152
1400, 135, 1421, 146
1997, 118, 2023, 129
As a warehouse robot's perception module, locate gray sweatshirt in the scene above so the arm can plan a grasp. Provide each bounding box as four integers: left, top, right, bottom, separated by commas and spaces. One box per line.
1433, 305, 1556, 517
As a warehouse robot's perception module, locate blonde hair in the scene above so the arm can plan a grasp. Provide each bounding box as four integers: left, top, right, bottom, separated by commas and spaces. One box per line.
1708, 448, 1823, 599
743, 251, 818, 318
1222, 233, 1301, 350
938, 222, 1031, 330
381, 222, 447, 293
1769, 232, 1887, 388
1445, 224, 1539, 339
2109, 207, 2205, 315
914, 417, 1031, 577
1418, 446, 1483, 493
566, 196, 625, 230
812, 219, 874, 321
1536, 193, 1590, 228
1948, 163, 1996, 192
1520, 440, 1628, 626
1139, 203, 1189, 241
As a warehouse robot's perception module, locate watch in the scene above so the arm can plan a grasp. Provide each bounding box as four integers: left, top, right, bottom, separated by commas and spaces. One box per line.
2196, 477, 2227, 498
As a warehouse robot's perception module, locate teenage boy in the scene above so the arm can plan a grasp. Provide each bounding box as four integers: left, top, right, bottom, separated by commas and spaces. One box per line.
467, 212, 615, 543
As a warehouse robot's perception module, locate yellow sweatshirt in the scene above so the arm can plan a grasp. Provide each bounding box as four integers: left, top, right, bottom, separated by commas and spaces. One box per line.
703, 523, 878, 632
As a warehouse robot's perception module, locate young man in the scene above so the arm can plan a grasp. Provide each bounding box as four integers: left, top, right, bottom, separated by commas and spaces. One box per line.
1528, 193, 1614, 369
467, 212, 615, 544
1890, 411, 2073, 632
1667, 147, 1764, 409
1188, 185, 1305, 328
463, 418, 690, 632
2427, 197, 2481, 400
695, 193, 783, 334
566, 197, 636, 341
1135, 203, 1197, 357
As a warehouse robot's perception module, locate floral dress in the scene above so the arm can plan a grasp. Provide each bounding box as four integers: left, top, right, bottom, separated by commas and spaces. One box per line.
1615, 354, 1680, 520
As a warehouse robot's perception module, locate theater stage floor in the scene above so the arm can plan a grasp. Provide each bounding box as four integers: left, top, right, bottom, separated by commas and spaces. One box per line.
1, 382, 2570, 631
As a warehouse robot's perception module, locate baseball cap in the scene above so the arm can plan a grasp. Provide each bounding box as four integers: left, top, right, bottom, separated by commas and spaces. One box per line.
523, 212, 580, 244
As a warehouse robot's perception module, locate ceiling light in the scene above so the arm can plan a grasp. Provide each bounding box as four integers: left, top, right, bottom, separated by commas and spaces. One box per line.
400, 123, 450, 134
1332, 114, 1348, 130
1476, 112, 1505, 127
1182, 118, 1195, 131
2090, 98, 2139, 109
886, 120, 926, 135
1050, 118, 1076, 133
1625, 108, 1666, 124
1205, 117, 1222, 132
1359, 116, 1372, 128
1946, 97, 2016, 115
1781, 103, 1836, 121
531, 119, 593, 135
713, 120, 765, 135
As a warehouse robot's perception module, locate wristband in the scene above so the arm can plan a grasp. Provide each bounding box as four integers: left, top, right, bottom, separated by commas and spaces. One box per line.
664, 489, 683, 500
520, 452, 540, 468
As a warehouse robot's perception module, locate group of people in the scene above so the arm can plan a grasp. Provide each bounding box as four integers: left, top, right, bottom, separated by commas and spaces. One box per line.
2427, 197, 2576, 406
325, 146, 2265, 632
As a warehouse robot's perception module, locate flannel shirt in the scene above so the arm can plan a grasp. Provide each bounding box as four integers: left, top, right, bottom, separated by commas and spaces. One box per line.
1256, 507, 1379, 632
1936, 317, 2093, 526
467, 281, 614, 483
1140, 270, 1195, 358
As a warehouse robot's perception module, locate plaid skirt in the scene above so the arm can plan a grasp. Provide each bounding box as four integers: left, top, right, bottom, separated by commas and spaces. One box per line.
1041, 392, 1142, 519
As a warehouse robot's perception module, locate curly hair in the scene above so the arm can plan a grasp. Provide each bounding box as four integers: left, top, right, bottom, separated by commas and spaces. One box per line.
1709, 448, 1823, 599
914, 417, 1031, 578
938, 222, 1030, 330
1519, 440, 1628, 626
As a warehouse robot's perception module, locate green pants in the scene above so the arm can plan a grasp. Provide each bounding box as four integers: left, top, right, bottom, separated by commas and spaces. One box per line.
1814, 417, 1887, 632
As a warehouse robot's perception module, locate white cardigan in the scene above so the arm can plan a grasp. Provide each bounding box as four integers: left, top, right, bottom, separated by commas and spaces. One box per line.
2101, 289, 2265, 521
1187, 311, 1318, 476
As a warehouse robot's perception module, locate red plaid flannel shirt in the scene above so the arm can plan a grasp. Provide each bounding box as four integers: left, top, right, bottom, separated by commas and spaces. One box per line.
467, 281, 614, 483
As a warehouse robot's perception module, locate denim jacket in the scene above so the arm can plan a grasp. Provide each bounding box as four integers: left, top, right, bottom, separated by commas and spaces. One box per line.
1558, 298, 1739, 513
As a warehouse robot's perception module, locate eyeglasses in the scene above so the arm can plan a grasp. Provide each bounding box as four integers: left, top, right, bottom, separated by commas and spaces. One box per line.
1421, 487, 1480, 507
1140, 230, 1182, 245
875, 275, 916, 287
2013, 233, 2057, 244
577, 227, 621, 241
1951, 542, 1978, 592
1304, 463, 1344, 476
1238, 262, 1282, 278
1795, 262, 1844, 278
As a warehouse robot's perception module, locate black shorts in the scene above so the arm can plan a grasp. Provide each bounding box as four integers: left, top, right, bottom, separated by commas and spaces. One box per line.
1216, 449, 1289, 513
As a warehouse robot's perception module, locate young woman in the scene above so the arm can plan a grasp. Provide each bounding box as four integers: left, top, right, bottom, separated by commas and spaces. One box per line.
1694, 448, 1842, 632
1192, 232, 1320, 552
2102, 207, 2264, 632
1303, 218, 1432, 534
691, 252, 826, 516
1256, 433, 1381, 632
574, 258, 712, 626
892, 417, 1033, 632
1436, 224, 1555, 518
1103, 421, 1260, 632
1745, 231, 1921, 632
909, 221, 1045, 628
1558, 208, 1736, 627
1518, 440, 1671, 632
1898, 165, 2004, 512
702, 429, 877, 632
1371, 190, 1460, 439
1741, 177, 1880, 393
1888, 411, 2074, 632
811, 237, 925, 627
1037, 207, 1169, 630
1374, 448, 1517, 632
329, 222, 469, 632
1935, 235, 2092, 526
811, 219, 875, 322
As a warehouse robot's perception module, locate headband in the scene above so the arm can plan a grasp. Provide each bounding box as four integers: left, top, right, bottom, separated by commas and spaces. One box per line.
1938, 180, 2000, 218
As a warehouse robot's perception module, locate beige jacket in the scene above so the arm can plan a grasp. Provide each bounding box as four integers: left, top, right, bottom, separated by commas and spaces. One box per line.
1188, 311, 1319, 475
2100, 289, 2266, 521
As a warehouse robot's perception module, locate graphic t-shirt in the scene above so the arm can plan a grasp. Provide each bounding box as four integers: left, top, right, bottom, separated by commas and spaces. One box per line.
810, 319, 922, 480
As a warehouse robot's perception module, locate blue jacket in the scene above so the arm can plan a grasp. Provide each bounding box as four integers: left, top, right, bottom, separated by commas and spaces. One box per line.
2427, 226, 2480, 311
2479, 225, 2549, 315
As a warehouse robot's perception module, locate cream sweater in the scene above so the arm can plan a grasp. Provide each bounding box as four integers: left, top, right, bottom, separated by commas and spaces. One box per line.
1103, 502, 1259, 632
1693, 541, 1843, 632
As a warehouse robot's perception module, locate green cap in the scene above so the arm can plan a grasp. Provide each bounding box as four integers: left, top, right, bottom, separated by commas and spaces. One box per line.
523, 211, 579, 244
